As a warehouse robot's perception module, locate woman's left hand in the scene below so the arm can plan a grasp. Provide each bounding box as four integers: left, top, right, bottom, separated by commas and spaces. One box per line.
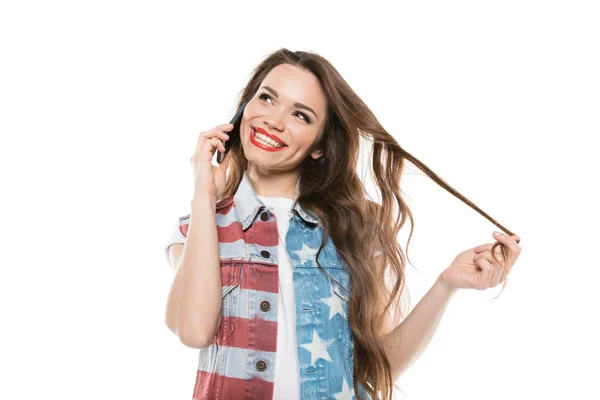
439, 231, 522, 291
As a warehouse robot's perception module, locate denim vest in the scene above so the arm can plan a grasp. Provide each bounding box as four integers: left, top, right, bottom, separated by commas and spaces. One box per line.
170, 170, 370, 400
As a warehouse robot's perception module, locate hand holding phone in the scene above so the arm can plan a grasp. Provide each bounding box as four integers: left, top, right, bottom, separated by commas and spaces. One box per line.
217, 101, 248, 164
190, 123, 236, 203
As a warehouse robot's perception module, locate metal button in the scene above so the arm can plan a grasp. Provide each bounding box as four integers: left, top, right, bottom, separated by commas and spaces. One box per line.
260, 250, 270, 258
260, 301, 270, 312
256, 360, 267, 372
260, 211, 269, 221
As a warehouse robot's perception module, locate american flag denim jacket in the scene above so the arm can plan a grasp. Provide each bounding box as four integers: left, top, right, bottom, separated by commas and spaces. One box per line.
165, 170, 371, 399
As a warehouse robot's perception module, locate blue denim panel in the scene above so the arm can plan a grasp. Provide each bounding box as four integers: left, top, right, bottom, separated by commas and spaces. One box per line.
287, 213, 362, 399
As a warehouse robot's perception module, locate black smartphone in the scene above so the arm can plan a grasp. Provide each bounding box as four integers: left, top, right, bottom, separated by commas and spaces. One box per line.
217, 101, 248, 164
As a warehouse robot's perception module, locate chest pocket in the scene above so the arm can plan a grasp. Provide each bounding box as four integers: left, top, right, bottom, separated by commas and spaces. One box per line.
332, 282, 349, 303
324, 260, 351, 300
217, 263, 241, 345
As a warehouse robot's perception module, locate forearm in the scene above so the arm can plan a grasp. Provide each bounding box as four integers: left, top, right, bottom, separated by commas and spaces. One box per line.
382, 276, 458, 381
165, 196, 223, 347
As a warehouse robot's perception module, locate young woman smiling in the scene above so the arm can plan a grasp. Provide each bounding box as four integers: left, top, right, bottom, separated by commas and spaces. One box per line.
165, 48, 522, 400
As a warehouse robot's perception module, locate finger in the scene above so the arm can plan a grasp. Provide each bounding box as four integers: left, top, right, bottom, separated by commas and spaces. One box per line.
492, 231, 521, 253
492, 232, 522, 267
474, 243, 495, 253
473, 250, 504, 266
195, 137, 220, 162
211, 123, 235, 131
216, 138, 226, 153
218, 149, 231, 170
197, 124, 234, 146
205, 137, 225, 156
209, 124, 234, 140
202, 130, 231, 142
475, 258, 494, 289
475, 233, 521, 252
474, 242, 509, 257
477, 250, 512, 280
479, 256, 501, 287
490, 265, 503, 287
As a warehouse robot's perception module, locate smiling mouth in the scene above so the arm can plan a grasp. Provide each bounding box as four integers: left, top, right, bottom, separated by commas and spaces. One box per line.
250, 127, 288, 149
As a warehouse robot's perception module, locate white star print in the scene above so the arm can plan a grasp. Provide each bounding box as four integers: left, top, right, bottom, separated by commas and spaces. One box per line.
319, 287, 347, 320
298, 329, 335, 365
333, 376, 354, 400
291, 242, 319, 263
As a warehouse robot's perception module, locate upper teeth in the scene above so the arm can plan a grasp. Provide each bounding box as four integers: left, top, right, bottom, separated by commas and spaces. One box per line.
253, 129, 285, 148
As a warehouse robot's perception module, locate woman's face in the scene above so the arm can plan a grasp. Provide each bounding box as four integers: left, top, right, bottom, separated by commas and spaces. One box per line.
240, 63, 328, 171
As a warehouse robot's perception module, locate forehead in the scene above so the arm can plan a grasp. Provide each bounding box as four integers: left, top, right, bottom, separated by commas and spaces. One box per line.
261, 64, 327, 116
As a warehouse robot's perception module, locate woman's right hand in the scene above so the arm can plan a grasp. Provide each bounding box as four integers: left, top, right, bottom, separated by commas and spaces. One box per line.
190, 123, 234, 202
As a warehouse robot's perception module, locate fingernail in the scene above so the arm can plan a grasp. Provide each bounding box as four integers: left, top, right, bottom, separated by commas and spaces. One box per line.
493, 231, 500, 237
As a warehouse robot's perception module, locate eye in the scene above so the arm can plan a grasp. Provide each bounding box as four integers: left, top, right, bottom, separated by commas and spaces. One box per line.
294, 111, 310, 123
258, 93, 273, 104
258, 93, 311, 123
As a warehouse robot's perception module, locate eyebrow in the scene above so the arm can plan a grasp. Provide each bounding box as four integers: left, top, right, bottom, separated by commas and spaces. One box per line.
259, 86, 319, 119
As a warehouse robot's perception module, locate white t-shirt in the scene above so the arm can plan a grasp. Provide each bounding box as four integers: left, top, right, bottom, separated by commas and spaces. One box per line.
256, 194, 300, 400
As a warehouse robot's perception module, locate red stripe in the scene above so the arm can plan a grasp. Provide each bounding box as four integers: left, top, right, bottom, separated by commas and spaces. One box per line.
192, 361, 275, 399
222, 314, 278, 352
216, 219, 279, 246
180, 222, 188, 237
220, 264, 241, 286
192, 369, 216, 400
216, 197, 235, 214
181, 202, 280, 247
220, 374, 274, 399
216, 221, 244, 242
240, 262, 278, 293
251, 220, 279, 247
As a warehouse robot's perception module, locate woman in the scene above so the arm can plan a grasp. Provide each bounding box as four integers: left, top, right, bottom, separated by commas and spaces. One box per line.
165, 48, 522, 400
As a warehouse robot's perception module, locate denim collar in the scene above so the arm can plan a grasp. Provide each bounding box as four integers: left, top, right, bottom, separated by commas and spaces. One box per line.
234, 170, 321, 230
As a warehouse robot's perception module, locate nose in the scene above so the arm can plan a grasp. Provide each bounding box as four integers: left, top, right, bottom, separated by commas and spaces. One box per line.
264, 111, 285, 131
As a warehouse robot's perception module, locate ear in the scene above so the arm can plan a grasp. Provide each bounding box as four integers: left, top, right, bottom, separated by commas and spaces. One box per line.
310, 149, 323, 160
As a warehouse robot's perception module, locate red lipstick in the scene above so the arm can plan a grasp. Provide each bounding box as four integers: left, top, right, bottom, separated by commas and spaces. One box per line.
250, 127, 288, 152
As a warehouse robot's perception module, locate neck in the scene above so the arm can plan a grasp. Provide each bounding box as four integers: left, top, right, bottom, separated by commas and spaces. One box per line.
246, 163, 298, 200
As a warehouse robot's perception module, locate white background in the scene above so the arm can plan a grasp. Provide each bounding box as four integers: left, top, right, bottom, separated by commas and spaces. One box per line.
1, 1, 598, 399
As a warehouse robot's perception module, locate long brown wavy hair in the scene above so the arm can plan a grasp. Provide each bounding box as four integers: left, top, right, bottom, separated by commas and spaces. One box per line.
216, 48, 520, 400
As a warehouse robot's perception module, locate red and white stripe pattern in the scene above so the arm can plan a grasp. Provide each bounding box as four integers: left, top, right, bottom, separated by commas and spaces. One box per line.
165, 170, 375, 399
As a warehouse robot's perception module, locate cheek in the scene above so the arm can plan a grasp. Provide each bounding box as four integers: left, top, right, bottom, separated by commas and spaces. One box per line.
245, 100, 261, 116
306, 128, 321, 143
241, 105, 260, 132
291, 130, 319, 149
